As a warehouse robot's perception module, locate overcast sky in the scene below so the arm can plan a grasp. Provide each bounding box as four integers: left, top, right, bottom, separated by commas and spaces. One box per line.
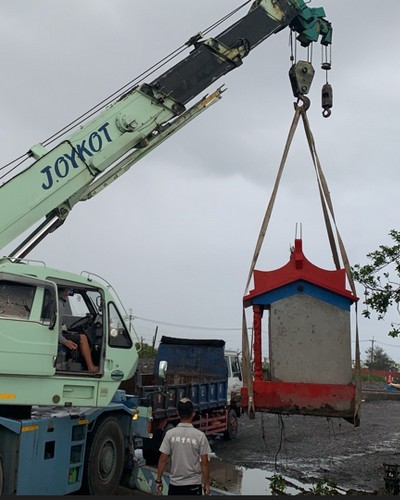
1, 1, 400, 363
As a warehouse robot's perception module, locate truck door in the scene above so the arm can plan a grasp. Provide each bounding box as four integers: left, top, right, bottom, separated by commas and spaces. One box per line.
95, 301, 138, 406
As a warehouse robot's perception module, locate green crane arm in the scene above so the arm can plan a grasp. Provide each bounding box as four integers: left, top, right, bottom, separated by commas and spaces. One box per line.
0, 0, 332, 258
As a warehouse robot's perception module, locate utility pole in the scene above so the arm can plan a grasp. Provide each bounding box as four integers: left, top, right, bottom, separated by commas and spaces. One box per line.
128, 308, 133, 331
371, 336, 375, 365
152, 325, 158, 355
369, 336, 375, 382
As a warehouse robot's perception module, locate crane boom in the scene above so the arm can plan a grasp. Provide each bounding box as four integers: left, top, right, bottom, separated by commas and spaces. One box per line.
0, 0, 331, 258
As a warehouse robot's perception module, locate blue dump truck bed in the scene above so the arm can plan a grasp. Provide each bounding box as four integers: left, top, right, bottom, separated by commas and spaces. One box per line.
132, 337, 228, 418
156, 336, 227, 383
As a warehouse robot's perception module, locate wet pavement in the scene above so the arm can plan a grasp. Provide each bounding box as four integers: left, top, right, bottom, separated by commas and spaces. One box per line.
209, 399, 400, 495
117, 396, 399, 496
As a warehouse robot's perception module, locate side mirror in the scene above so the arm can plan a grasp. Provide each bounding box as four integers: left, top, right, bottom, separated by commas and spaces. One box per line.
233, 371, 242, 381
158, 360, 168, 379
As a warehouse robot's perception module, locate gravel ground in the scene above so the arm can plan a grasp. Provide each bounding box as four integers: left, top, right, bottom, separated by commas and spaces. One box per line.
211, 398, 400, 495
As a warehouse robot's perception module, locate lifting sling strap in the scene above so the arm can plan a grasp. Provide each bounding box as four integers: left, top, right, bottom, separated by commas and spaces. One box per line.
242, 100, 362, 423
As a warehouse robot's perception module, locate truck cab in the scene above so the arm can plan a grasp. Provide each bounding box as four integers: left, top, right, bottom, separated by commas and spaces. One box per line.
0, 258, 139, 411
224, 350, 242, 405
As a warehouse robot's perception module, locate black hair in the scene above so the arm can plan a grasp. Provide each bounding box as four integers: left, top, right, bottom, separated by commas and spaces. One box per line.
178, 398, 194, 418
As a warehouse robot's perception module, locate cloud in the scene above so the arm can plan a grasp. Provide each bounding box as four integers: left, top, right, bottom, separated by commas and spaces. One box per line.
1, 0, 400, 360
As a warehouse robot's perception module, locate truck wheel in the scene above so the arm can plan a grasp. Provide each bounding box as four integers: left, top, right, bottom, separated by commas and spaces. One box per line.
142, 423, 174, 466
142, 429, 163, 466
80, 416, 125, 495
163, 423, 175, 436
224, 409, 238, 440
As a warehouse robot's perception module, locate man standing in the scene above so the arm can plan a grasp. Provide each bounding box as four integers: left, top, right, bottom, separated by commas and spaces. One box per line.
156, 398, 211, 495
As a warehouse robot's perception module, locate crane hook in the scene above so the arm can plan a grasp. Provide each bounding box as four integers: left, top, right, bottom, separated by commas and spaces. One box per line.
321, 82, 333, 118
296, 94, 311, 111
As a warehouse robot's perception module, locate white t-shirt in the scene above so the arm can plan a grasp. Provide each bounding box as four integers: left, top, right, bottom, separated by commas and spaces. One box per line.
159, 422, 211, 486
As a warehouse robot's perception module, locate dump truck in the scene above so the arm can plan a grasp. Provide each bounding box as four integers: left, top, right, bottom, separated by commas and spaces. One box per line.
120, 336, 243, 464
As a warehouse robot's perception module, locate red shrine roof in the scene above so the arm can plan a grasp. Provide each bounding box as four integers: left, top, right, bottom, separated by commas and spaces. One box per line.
244, 239, 358, 305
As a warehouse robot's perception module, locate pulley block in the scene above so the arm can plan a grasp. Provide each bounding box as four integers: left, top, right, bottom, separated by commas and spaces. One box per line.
321, 82, 333, 118
289, 60, 315, 98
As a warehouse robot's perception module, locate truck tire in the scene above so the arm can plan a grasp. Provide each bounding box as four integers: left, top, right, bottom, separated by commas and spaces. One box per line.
224, 409, 238, 440
142, 423, 174, 466
163, 423, 175, 435
142, 429, 163, 466
80, 416, 125, 495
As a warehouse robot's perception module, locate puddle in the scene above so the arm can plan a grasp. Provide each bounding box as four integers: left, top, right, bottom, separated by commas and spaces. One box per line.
134, 448, 347, 496
209, 455, 346, 495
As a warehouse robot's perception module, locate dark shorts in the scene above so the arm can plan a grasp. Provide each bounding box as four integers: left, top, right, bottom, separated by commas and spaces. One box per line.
63, 332, 81, 346
168, 484, 202, 495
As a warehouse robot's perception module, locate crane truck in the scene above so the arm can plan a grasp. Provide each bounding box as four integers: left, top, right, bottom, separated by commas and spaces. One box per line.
0, 0, 332, 495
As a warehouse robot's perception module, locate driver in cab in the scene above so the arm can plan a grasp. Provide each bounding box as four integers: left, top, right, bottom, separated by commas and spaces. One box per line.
58, 286, 99, 373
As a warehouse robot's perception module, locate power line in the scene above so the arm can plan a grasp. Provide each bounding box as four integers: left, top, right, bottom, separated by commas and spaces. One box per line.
133, 316, 400, 350
132, 315, 250, 331
378, 341, 400, 348
353, 339, 400, 348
